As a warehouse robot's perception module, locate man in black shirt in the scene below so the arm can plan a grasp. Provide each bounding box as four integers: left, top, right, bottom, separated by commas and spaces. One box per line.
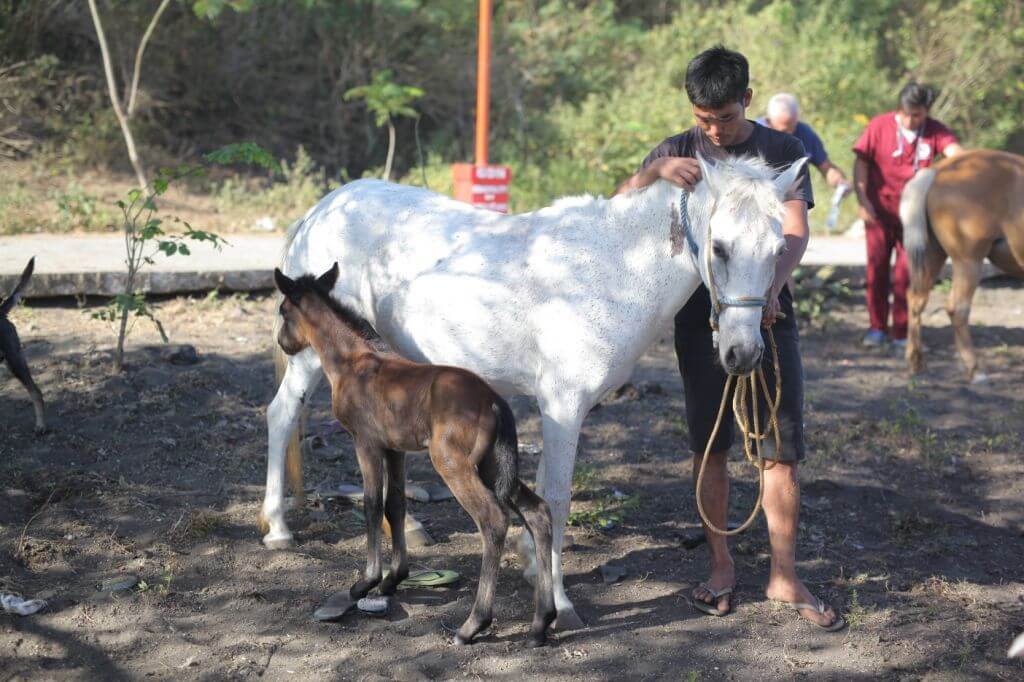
616, 46, 843, 630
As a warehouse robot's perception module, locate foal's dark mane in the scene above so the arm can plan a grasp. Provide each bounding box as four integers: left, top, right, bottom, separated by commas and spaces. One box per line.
290, 275, 380, 342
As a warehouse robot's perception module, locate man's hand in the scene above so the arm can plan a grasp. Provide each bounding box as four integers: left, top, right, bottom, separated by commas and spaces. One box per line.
857, 201, 877, 223
762, 286, 782, 327
646, 157, 703, 191
824, 165, 847, 188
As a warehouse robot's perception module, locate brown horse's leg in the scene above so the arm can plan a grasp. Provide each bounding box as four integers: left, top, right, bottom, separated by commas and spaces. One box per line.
379, 449, 409, 595
987, 238, 1024, 278
351, 441, 386, 600
947, 258, 983, 381
432, 449, 508, 645
907, 243, 947, 374
510, 483, 556, 647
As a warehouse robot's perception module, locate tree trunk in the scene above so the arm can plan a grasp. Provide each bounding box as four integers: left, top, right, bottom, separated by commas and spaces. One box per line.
383, 117, 396, 181
87, 0, 148, 190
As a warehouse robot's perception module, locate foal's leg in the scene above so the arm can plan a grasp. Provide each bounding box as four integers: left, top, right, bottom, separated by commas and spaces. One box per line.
261, 348, 322, 548
378, 449, 409, 595
906, 243, 947, 375
510, 483, 556, 647
947, 258, 984, 382
351, 441, 386, 599
431, 447, 508, 645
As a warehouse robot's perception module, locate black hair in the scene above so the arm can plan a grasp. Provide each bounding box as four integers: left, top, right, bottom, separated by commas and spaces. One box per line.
899, 82, 937, 110
684, 45, 749, 109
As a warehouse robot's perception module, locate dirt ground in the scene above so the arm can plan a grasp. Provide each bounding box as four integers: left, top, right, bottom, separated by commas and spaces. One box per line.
2, 277, 1023, 680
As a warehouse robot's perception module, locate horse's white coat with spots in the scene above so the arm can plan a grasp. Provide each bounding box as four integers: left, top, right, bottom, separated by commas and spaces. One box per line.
263, 155, 805, 626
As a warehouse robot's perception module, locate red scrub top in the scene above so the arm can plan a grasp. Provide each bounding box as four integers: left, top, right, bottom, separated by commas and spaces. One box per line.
852, 111, 959, 215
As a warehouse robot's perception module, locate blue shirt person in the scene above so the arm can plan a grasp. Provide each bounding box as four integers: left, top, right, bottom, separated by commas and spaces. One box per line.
757, 93, 848, 189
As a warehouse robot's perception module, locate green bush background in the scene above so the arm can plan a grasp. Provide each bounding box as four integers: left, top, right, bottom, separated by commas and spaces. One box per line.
2, 0, 1021, 231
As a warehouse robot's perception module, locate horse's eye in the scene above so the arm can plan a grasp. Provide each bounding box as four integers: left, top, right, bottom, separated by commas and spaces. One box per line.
712, 240, 730, 263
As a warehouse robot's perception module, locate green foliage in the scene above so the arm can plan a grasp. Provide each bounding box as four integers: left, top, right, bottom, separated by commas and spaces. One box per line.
3, 0, 1022, 220
792, 266, 853, 328
95, 144, 272, 370
214, 146, 332, 225
344, 70, 423, 129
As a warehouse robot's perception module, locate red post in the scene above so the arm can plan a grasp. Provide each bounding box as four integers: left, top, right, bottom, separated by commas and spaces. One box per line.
473, 0, 489, 164
453, 0, 511, 213
475, 0, 491, 166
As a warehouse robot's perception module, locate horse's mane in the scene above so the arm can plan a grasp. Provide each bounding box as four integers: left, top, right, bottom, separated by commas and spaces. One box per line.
290, 275, 381, 342
707, 155, 786, 224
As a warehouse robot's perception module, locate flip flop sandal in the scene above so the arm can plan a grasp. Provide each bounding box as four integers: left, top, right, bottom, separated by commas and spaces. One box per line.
771, 596, 847, 632
383, 569, 461, 588
691, 584, 734, 617
313, 591, 356, 622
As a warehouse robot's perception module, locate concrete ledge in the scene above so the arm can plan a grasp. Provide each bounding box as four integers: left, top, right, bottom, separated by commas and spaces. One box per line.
0, 233, 1008, 300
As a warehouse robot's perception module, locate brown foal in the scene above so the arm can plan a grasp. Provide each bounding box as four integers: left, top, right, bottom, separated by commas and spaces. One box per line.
274, 263, 556, 647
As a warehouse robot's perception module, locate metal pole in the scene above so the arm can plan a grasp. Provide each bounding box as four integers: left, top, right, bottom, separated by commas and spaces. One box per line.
475, 0, 491, 166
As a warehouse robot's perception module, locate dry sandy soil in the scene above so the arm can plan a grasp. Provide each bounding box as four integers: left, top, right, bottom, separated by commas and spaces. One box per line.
2, 277, 1023, 680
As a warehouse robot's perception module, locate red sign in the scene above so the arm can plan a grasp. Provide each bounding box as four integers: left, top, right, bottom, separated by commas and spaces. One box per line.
452, 163, 512, 213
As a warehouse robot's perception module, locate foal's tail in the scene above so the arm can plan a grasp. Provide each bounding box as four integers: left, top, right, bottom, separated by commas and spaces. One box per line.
490, 396, 520, 508
0, 257, 34, 317
901, 167, 938, 275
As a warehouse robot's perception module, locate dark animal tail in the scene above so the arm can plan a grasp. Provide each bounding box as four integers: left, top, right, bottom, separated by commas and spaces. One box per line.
900, 168, 937, 274
0, 257, 34, 317
491, 396, 519, 508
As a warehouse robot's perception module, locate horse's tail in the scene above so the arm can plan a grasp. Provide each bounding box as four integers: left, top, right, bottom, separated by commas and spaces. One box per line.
901, 167, 938, 275
0, 256, 34, 317
490, 396, 519, 509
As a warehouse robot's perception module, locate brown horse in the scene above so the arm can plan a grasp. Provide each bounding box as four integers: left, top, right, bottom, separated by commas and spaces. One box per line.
901, 149, 1024, 381
273, 263, 556, 647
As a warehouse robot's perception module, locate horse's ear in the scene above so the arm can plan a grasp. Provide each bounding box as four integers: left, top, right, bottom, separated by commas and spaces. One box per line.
316, 262, 339, 291
696, 153, 717, 196
774, 157, 808, 196
274, 268, 295, 296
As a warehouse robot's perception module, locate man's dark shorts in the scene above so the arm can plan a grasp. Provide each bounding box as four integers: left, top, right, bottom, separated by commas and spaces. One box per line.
675, 284, 805, 461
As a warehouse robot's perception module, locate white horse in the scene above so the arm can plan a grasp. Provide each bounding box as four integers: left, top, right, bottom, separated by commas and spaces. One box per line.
261, 154, 806, 628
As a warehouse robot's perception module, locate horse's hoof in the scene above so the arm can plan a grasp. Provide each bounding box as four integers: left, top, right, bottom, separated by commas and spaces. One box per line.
526, 633, 549, 648
553, 607, 585, 631
262, 534, 295, 550
453, 633, 473, 646
34, 425, 49, 437
971, 372, 990, 385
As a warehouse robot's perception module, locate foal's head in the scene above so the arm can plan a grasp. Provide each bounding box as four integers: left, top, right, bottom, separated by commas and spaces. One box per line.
274, 263, 377, 355
693, 154, 807, 374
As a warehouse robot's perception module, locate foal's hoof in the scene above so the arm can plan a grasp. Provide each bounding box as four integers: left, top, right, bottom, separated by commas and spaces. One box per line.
971, 372, 990, 385
526, 633, 549, 648
453, 633, 474, 646
553, 607, 585, 631
34, 425, 50, 437
262, 533, 295, 550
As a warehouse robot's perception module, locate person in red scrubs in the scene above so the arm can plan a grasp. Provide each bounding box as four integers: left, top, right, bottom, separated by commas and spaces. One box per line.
852, 83, 963, 349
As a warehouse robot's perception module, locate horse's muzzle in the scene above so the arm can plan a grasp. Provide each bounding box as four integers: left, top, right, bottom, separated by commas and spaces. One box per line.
723, 343, 763, 375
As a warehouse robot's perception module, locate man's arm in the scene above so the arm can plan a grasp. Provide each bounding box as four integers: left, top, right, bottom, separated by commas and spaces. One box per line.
615, 157, 702, 195
817, 159, 848, 188
852, 156, 878, 222
764, 199, 809, 324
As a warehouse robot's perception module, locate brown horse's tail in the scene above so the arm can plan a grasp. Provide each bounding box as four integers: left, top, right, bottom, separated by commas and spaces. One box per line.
901, 167, 938, 276
273, 311, 305, 504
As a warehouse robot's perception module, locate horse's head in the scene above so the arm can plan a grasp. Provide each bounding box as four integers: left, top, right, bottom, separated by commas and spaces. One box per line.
273, 263, 340, 355
693, 154, 807, 374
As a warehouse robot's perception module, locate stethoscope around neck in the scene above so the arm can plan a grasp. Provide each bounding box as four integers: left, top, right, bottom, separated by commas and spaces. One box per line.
893, 116, 925, 171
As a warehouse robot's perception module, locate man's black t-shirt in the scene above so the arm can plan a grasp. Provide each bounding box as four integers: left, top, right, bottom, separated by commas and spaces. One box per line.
639, 122, 814, 332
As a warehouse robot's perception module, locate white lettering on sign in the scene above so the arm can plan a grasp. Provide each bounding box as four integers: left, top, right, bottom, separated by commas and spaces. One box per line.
473, 166, 509, 181
472, 184, 508, 194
